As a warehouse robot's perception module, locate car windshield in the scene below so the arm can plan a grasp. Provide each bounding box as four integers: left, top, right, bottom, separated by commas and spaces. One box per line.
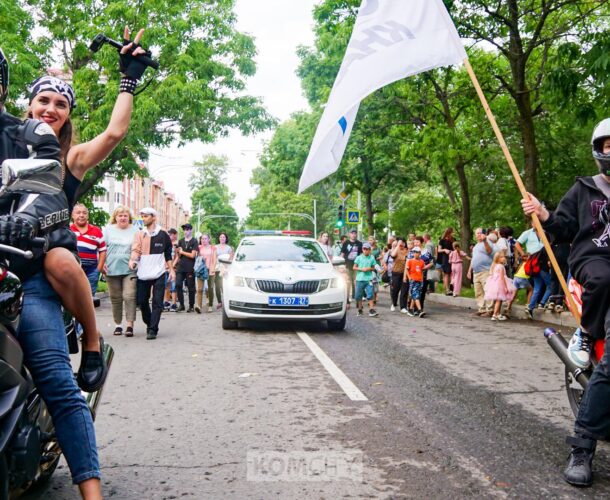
235, 239, 328, 263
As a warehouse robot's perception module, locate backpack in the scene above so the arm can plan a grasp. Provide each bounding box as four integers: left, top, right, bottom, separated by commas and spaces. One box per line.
524, 251, 541, 276
194, 256, 209, 280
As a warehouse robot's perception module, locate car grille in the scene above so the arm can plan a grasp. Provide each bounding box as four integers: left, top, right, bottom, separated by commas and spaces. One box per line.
229, 301, 343, 316
256, 280, 320, 294
256, 280, 284, 293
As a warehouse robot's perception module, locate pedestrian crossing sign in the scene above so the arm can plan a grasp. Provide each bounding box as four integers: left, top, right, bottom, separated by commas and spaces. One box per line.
347, 210, 360, 223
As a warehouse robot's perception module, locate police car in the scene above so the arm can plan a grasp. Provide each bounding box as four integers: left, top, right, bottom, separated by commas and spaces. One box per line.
219, 236, 348, 331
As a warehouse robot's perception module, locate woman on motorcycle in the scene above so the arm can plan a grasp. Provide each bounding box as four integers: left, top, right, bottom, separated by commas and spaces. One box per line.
1, 48, 106, 498
522, 118, 610, 487
27, 27, 149, 392
25, 27, 150, 497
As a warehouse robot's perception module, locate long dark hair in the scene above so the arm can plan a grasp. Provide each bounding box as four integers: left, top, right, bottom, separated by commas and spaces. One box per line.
441, 227, 454, 241
218, 232, 229, 244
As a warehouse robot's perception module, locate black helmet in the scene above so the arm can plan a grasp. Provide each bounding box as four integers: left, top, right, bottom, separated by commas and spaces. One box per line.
592, 118, 610, 176
0, 48, 8, 105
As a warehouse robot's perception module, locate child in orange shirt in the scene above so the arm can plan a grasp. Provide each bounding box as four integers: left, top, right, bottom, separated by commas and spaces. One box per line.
405, 247, 426, 317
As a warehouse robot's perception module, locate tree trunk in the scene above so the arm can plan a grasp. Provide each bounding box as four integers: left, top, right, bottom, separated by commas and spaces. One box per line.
517, 99, 539, 195
365, 189, 374, 236
75, 163, 109, 201
455, 161, 472, 251
74, 148, 128, 201
507, 0, 539, 195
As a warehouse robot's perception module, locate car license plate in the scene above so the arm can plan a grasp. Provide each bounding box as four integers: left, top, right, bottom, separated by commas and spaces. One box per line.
268, 296, 309, 307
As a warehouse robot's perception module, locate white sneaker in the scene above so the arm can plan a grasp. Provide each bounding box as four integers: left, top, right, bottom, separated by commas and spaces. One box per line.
390, 305, 396, 312
400, 308, 408, 314
567, 328, 592, 369
207, 306, 213, 313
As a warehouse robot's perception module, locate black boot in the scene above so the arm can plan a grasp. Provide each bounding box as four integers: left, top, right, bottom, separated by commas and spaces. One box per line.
77, 337, 108, 393
564, 435, 596, 487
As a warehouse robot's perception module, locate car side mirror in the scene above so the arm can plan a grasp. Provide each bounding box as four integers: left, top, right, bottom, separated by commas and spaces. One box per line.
218, 254, 232, 265
1, 159, 63, 195
331, 256, 345, 266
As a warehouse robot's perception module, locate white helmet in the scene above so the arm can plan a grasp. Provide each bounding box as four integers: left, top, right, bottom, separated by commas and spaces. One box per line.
592, 118, 610, 176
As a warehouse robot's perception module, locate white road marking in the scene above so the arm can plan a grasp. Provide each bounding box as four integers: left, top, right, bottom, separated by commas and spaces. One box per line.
296, 331, 368, 401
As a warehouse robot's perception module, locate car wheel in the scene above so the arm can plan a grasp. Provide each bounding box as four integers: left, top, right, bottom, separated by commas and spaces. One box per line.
222, 308, 238, 330
327, 312, 346, 332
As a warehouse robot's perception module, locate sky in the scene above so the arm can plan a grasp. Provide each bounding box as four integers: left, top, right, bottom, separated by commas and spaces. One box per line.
147, 0, 320, 219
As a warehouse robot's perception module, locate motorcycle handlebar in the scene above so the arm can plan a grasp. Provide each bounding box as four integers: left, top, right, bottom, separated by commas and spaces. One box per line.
0, 236, 47, 259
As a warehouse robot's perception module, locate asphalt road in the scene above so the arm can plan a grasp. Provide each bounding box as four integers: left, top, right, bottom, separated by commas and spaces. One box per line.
26, 291, 610, 499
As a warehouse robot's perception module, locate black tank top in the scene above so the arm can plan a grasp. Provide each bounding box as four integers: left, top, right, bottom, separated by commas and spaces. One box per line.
63, 165, 81, 210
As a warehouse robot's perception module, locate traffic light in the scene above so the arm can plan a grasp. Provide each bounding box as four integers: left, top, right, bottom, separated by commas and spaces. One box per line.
336, 204, 345, 228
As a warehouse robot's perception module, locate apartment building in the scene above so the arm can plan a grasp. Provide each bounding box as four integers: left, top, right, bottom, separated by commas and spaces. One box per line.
93, 173, 189, 230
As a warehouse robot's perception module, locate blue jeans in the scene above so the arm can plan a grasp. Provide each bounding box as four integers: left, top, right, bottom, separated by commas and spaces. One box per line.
83, 265, 100, 296
355, 280, 374, 302
18, 273, 100, 484
528, 269, 551, 310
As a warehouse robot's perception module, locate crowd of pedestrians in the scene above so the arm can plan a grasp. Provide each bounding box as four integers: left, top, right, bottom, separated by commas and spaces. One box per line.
323, 222, 564, 324
65, 203, 233, 340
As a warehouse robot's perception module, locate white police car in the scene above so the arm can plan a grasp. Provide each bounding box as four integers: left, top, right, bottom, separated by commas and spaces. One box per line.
219, 236, 348, 331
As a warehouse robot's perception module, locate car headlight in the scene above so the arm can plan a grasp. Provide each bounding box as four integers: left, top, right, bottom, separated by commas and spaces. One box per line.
330, 277, 343, 289
245, 278, 258, 291
233, 276, 245, 287
318, 279, 330, 292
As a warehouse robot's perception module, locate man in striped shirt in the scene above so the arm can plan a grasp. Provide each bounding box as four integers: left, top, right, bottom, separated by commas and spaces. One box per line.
70, 203, 107, 295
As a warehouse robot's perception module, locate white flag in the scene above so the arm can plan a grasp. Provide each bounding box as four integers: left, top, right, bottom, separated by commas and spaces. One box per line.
298, 0, 467, 192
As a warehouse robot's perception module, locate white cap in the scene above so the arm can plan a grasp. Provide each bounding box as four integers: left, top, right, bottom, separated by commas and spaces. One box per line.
412, 246, 422, 253
140, 207, 157, 216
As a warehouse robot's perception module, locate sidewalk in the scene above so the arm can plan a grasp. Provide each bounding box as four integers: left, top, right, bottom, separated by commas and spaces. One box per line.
424, 290, 578, 329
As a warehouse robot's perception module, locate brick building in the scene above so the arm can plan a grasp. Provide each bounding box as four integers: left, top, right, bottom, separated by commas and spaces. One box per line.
93, 170, 189, 230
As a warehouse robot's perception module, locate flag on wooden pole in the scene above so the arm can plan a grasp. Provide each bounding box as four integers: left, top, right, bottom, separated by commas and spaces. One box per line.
298, 0, 467, 192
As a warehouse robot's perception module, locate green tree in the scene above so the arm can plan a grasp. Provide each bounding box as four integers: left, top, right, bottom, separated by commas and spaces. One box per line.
189, 154, 239, 244
0, 0, 50, 114
453, 0, 609, 195
9, 0, 275, 199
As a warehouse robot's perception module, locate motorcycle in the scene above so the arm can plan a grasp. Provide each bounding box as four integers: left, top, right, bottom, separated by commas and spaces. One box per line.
544, 277, 605, 417
0, 159, 113, 497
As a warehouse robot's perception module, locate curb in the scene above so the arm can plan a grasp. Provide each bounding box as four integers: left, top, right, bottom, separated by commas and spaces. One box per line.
424, 292, 578, 329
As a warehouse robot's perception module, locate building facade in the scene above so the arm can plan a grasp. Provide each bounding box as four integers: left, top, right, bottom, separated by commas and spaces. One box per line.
93, 171, 189, 230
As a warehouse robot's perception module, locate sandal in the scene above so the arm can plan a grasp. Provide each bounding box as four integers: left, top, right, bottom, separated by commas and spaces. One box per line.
113, 326, 123, 336
125, 326, 134, 337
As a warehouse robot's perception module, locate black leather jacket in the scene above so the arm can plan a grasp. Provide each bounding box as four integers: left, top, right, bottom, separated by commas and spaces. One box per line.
0, 110, 74, 280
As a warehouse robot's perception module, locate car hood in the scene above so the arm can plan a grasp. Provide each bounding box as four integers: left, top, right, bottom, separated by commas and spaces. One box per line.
228, 261, 335, 282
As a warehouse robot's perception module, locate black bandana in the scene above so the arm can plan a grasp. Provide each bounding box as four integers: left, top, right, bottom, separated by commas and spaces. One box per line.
29, 76, 76, 110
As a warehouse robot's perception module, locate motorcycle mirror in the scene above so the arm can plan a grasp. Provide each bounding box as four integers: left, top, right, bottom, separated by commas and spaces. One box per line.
1, 159, 63, 195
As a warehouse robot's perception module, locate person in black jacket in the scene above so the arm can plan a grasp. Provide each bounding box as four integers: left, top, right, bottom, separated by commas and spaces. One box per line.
522, 118, 610, 488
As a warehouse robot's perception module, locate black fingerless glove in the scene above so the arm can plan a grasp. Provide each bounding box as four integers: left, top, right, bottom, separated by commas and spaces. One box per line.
119, 40, 152, 81
0, 215, 35, 250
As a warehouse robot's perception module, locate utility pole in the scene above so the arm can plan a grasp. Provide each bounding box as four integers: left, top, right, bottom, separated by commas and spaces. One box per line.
313, 199, 317, 237
357, 190, 362, 238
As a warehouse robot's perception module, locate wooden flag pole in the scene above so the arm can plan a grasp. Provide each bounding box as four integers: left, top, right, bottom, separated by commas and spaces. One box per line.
462, 58, 581, 324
